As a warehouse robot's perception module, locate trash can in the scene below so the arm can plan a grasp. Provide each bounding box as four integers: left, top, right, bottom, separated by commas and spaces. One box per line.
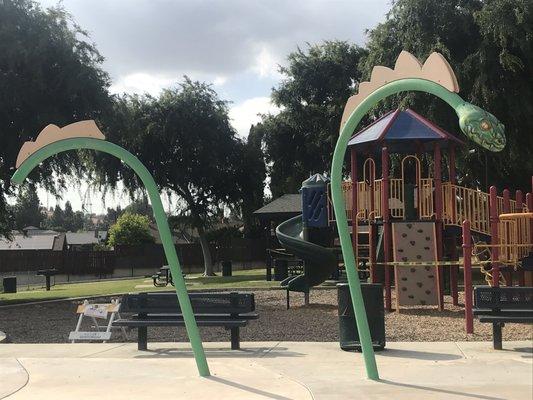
222, 260, 232, 277
274, 259, 288, 281
3, 276, 17, 294
337, 283, 385, 351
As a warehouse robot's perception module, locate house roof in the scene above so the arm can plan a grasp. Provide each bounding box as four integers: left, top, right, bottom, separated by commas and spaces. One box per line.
0, 233, 64, 250
65, 232, 100, 246
347, 109, 464, 153
253, 194, 301, 221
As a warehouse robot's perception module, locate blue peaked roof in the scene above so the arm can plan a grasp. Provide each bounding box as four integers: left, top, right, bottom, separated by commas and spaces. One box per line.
347, 109, 464, 153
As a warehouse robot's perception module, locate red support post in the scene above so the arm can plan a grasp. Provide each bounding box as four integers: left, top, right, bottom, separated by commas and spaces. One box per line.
489, 186, 500, 287
369, 156, 377, 283
351, 148, 358, 258
462, 220, 473, 334
449, 146, 459, 305
382, 147, 392, 311
434, 145, 444, 310
502, 189, 512, 285
516, 190, 525, 286
515, 190, 523, 212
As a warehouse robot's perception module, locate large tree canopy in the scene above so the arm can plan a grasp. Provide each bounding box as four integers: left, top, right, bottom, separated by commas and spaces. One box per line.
361, 0, 533, 191
0, 0, 111, 236
10, 185, 43, 230
99, 78, 262, 275
256, 41, 368, 197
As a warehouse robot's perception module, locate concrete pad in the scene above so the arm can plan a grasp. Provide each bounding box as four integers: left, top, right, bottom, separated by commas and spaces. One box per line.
455, 341, 533, 360
9, 358, 311, 400
0, 341, 531, 399
0, 359, 28, 398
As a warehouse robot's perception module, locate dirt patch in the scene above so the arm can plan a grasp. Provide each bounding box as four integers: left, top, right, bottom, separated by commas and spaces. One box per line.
0, 289, 531, 344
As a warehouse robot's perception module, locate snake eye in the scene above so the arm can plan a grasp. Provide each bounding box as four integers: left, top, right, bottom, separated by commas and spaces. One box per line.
480, 120, 491, 131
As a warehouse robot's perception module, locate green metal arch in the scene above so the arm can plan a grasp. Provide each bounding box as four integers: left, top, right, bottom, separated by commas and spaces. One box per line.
11, 137, 210, 377
331, 78, 468, 380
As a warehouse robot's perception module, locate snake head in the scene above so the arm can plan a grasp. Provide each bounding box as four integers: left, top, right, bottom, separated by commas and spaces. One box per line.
456, 103, 506, 152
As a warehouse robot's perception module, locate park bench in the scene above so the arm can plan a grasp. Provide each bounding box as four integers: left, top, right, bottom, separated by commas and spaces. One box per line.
473, 286, 533, 350
113, 292, 257, 350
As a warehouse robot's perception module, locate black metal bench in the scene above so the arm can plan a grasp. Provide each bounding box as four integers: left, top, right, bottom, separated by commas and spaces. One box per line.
473, 286, 533, 350
113, 292, 257, 350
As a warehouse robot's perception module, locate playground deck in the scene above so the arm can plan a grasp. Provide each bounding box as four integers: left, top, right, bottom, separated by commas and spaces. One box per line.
1, 341, 531, 399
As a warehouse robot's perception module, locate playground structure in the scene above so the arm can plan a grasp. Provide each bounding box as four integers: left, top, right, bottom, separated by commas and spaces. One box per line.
274, 49, 525, 380
327, 111, 533, 311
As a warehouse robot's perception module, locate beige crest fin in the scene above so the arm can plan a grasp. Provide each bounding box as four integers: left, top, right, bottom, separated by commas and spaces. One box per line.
340, 51, 460, 131
16, 120, 105, 168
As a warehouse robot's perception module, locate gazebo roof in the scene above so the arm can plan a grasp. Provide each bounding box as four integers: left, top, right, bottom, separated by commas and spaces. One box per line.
347, 109, 464, 153
253, 194, 301, 221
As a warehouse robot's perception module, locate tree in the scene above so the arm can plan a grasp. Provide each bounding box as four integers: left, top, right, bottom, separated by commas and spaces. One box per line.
11, 185, 44, 230
99, 78, 248, 275
107, 212, 154, 247
123, 196, 154, 220
46, 205, 65, 231
63, 201, 84, 231
233, 125, 266, 237
361, 0, 533, 191
0, 0, 111, 237
255, 41, 368, 197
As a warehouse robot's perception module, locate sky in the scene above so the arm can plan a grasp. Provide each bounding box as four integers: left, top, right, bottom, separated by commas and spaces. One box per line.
31, 0, 391, 213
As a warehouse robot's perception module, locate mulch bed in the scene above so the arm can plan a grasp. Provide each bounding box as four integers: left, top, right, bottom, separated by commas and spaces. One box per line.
0, 289, 531, 344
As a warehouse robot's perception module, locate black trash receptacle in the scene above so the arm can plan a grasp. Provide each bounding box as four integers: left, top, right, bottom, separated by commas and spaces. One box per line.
274, 259, 288, 281
222, 260, 232, 277
337, 283, 385, 351
3, 276, 17, 294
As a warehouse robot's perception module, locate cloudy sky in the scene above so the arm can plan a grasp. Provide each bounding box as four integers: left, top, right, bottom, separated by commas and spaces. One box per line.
33, 0, 391, 212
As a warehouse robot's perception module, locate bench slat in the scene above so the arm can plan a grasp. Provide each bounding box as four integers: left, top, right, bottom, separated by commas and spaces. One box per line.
113, 318, 248, 327
121, 292, 255, 315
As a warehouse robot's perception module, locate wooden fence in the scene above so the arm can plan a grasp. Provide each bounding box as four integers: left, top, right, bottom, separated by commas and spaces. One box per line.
0, 238, 268, 276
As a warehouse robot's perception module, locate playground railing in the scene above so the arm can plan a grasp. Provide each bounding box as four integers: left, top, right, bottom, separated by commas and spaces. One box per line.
443, 183, 491, 235
419, 178, 434, 218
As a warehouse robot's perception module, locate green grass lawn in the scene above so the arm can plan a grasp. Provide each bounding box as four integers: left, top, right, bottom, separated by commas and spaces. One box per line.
0, 269, 278, 305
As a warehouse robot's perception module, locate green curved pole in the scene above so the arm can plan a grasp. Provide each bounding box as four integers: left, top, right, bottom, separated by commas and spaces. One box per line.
11, 137, 210, 377
331, 78, 467, 380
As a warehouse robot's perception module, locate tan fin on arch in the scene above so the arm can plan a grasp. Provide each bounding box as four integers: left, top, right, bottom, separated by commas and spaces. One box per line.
16, 120, 105, 168
341, 51, 459, 131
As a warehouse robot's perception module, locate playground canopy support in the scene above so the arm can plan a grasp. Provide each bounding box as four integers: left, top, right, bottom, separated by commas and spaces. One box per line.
11, 124, 210, 377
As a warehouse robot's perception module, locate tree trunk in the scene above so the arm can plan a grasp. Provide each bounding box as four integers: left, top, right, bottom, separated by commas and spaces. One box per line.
198, 227, 215, 276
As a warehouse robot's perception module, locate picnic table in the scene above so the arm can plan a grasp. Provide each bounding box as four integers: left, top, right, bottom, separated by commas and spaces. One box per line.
36, 268, 59, 291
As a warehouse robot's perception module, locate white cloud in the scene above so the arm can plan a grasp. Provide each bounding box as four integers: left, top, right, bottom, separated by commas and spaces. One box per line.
251, 46, 282, 79
229, 97, 280, 137
213, 76, 228, 86
110, 73, 176, 96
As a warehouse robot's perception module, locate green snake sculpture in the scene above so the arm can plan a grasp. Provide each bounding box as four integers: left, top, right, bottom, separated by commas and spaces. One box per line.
456, 103, 505, 152
333, 51, 506, 381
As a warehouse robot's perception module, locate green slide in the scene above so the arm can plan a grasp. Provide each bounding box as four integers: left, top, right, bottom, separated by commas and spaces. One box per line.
276, 215, 338, 292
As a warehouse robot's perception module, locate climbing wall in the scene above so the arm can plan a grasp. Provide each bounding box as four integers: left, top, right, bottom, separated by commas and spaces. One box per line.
392, 222, 439, 308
